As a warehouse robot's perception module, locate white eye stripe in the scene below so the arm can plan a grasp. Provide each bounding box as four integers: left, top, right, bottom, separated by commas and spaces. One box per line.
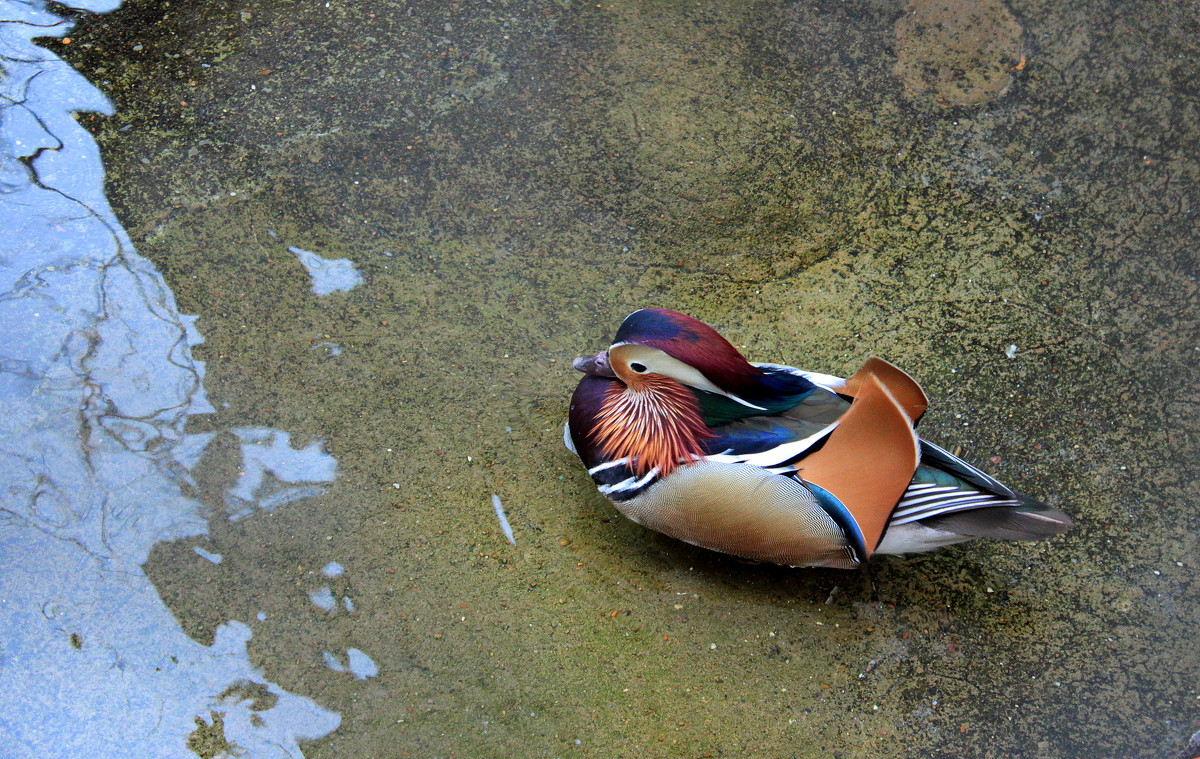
609, 343, 768, 411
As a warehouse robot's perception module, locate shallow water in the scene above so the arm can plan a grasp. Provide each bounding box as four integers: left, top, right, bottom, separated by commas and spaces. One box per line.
3, 0, 1199, 757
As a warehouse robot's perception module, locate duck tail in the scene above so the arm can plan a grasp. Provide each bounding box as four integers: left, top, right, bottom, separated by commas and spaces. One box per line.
920, 492, 1074, 541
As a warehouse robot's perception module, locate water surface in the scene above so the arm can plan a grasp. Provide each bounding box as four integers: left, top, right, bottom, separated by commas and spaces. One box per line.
4, 0, 1199, 757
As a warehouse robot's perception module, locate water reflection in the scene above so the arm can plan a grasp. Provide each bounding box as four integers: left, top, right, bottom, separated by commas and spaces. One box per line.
0, 1, 340, 755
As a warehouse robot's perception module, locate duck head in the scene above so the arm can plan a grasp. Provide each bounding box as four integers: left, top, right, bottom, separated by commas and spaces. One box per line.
569, 309, 814, 476
572, 308, 770, 406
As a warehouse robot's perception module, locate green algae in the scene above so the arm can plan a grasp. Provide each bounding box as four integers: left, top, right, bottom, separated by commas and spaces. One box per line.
54, 0, 1200, 756
187, 711, 235, 759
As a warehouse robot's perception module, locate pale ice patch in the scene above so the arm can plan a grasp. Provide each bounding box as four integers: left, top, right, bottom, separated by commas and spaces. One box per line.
492, 494, 515, 545
312, 340, 343, 356
322, 650, 346, 673
0, 1, 344, 754
322, 561, 345, 577
322, 648, 377, 679
288, 246, 363, 296
309, 586, 336, 612
193, 546, 223, 564
346, 648, 379, 680
225, 428, 337, 521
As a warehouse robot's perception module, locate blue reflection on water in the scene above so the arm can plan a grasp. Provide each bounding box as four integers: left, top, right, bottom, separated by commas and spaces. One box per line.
0, 2, 341, 756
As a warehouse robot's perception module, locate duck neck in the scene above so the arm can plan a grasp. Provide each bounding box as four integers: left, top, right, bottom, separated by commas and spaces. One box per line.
593, 377, 712, 477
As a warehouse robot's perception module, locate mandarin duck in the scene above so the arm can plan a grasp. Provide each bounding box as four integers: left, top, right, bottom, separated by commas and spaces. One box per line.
565, 309, 1073, 568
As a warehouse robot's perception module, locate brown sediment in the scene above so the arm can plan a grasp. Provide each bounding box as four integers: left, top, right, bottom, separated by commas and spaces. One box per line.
894, 0, 1025, 107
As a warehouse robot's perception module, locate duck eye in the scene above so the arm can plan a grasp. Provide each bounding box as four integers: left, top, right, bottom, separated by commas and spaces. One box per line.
629, 362, 648, 373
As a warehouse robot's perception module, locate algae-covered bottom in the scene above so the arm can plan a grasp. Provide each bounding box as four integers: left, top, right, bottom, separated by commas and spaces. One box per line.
22, 0, 1200, 756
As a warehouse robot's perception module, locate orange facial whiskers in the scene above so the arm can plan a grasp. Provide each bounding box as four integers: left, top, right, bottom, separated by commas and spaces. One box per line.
591, 375, 712, 477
